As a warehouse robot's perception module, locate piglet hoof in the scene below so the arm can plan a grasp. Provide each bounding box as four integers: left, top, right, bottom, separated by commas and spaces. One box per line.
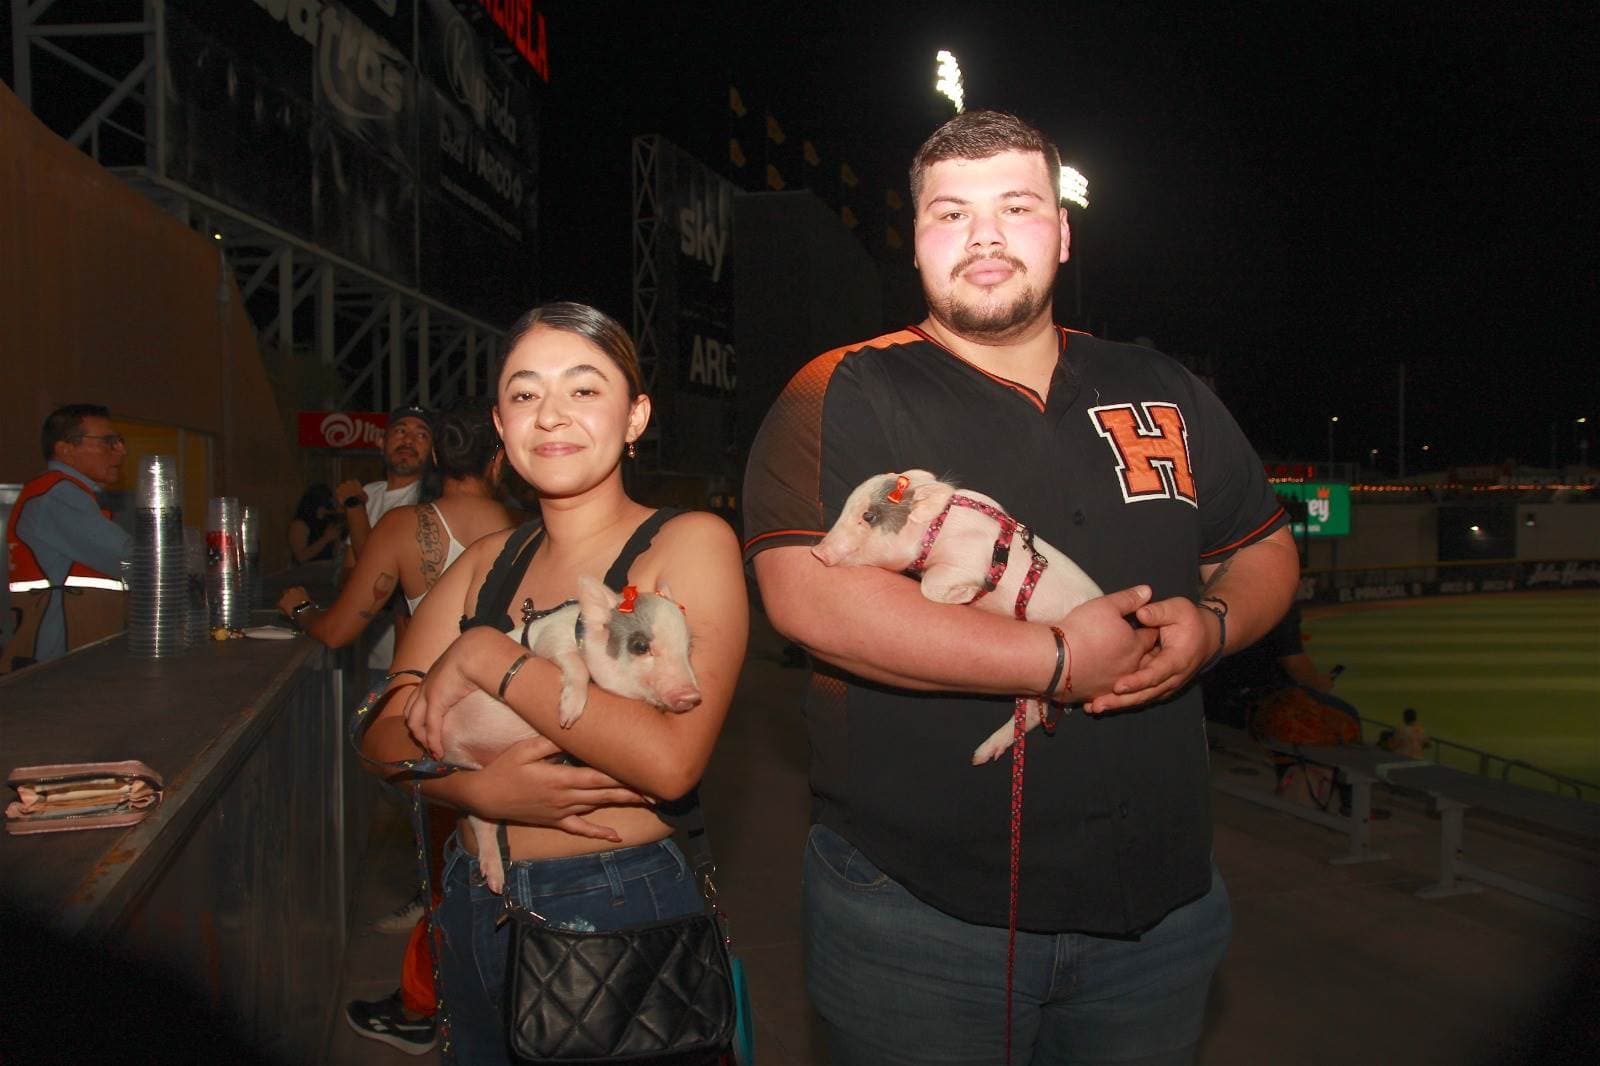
971, 726, 1015, 765
557, 687, 587, 729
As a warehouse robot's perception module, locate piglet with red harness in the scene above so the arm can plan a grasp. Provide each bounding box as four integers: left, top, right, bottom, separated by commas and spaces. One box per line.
438, 575, 700, 893
813, 469, 1103, 762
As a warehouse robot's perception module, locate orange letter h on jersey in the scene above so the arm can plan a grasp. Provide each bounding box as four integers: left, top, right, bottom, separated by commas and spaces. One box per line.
1090, 402, 1198, 506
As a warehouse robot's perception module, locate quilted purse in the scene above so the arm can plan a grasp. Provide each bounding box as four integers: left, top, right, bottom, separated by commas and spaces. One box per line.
497, 810, 739, 1065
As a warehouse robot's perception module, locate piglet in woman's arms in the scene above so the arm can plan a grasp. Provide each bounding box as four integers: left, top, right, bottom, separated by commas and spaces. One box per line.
438, 576, 700, 893
813, 469, 1102, 763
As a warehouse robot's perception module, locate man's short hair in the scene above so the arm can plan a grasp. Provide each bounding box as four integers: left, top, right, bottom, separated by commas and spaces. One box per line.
40, 404, 110, 462
910, 109, 1062, 209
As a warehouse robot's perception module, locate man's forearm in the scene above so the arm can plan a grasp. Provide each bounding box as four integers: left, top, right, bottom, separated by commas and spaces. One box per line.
755, 547, 1151, 700
1199, 528, 1301, 657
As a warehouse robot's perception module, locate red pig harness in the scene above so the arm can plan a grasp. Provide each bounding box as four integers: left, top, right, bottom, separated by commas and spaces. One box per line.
896, 477, 1051, 623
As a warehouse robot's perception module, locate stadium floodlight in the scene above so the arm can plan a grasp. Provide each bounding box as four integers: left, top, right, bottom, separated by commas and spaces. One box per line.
935, 50, 964, 113
1059, 165, 1089, 209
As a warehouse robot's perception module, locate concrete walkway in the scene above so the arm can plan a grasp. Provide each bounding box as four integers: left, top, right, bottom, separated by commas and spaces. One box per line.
327, 609, 1600, 1064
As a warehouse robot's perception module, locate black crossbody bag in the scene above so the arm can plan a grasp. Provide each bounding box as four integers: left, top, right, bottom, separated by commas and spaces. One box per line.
459, 510, 748, 1065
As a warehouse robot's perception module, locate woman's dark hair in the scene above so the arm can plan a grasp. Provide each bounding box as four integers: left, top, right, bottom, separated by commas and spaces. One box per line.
292, 483, 336, 529
430, 398, 501, 480
494, 301, 644, 400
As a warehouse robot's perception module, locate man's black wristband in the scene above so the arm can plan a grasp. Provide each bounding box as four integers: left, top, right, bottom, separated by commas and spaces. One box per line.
343, 496, 364, 509
1197, 597, 1228, 674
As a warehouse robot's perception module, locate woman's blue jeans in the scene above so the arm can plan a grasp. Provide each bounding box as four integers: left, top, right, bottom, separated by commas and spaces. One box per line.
804, 824, 1231, 1065
433, 830, 704, 1065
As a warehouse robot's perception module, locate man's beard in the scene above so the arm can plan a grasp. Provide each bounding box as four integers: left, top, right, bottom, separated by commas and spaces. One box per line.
386, 452, 422, 478
926, 255, 1054, 343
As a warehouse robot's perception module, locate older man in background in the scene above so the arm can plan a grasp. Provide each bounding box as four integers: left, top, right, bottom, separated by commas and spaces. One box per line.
4, 404, 133, 672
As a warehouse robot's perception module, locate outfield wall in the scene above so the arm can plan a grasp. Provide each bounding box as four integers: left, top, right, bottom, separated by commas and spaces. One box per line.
1303, 501, 1599, 571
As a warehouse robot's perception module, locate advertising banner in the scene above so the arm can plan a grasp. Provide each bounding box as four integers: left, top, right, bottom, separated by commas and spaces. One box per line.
417, 0, 540, 243
1301, 558, 1600, 604
1274, 482, 1352, 538
161, 0, 539, 308
297, 410, 390, 449
647, 138, 738, 476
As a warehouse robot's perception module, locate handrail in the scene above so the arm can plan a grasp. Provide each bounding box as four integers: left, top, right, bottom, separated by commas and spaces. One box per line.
1360, 715, 1597, 801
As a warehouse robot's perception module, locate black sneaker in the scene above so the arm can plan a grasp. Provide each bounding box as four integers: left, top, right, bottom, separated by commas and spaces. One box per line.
345, 990, 436, 1056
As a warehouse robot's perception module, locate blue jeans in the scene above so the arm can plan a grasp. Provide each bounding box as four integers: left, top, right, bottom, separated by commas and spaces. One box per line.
804, 824, 1231, 1066
434, 831, 704, 1065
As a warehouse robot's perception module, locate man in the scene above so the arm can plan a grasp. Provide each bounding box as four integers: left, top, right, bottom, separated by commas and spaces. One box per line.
4, 404, 133, 672
335, 405, 432, 675
743, 111, 1299, 1064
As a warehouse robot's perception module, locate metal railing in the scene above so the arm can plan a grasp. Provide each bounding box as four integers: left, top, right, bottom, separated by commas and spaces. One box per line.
1359, 715, 1598, 801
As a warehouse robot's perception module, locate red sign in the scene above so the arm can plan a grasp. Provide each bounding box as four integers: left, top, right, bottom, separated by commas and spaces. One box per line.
297, 411, 389, 450
475, 0, 549, 81
1264, 462, 1318, 480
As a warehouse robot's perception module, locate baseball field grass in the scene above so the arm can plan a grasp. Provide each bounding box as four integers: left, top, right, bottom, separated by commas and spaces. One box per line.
1301, 590, 1600, 793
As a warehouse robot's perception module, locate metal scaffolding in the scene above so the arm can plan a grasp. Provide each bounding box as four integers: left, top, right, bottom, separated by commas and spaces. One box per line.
630, 134, 664, 471
9, 0, 503, 412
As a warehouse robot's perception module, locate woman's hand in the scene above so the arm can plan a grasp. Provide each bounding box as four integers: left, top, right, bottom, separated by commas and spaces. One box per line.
460, 736, 648, 843
404, 626, 515, 758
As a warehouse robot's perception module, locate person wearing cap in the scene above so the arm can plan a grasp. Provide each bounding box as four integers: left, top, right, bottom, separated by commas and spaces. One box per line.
335, 405, 433, 673
3, 404, 133, 672
337, 405, 434, 564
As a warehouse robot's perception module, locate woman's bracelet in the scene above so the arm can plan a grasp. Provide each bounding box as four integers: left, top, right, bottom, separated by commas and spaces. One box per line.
1197, 596, 1229, 674
1043, 625, 1071, 699
497, 653, 532, 700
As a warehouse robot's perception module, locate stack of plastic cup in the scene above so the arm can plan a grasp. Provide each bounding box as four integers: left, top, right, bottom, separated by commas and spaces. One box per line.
125, 456, 188, 658
239, 504, 262, 613
205, 496, 248, 632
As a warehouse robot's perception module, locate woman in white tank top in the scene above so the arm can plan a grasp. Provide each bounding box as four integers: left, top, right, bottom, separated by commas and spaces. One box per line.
277, 400, 517, 646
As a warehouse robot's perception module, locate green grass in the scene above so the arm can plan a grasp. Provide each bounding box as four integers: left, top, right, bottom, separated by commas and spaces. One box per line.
1302, 590, 1600, 792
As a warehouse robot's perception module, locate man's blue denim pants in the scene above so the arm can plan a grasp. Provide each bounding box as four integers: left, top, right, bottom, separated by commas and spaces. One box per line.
804, 824, 1231, 1065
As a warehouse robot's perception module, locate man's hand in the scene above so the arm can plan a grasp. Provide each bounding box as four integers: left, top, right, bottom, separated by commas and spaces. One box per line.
1055, 586, 1161, 702
335, 479, 368, 511
276, 585, 312, 619
461, 737, 646, 843
1087, 596, 1215, 712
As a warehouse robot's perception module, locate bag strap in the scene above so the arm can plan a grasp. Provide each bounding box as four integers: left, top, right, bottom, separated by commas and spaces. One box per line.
462, 519, 545, 633
602, 507, 685, 588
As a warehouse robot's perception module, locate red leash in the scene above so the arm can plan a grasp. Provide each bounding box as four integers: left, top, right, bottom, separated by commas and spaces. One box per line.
1006, 694, 1027, 1065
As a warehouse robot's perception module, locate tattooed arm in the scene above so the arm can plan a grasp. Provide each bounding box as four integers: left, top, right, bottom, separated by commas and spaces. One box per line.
278, 507, 415, 649
415, 503, 447, 591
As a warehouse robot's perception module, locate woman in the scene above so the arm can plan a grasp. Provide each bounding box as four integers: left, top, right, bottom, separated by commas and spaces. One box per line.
276, 400, 515, 646
286, 483, 343, 564
363, 302, 748, 1062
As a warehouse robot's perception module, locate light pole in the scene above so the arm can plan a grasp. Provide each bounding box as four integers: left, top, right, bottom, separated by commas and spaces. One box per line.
1580, 417, 1591, 469
1327, 415, 1339, 469
934, 51, 964, 113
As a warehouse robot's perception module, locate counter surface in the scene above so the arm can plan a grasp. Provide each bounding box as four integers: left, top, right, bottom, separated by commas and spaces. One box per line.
0, 627, 318, 928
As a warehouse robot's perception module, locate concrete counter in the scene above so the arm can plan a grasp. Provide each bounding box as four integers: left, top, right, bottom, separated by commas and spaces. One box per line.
0, 615, 371, 1061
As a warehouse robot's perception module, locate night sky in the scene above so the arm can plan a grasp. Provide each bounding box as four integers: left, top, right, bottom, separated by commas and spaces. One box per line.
534, 1, 1596, 473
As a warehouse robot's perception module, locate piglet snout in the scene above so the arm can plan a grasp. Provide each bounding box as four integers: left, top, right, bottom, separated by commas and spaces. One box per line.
658, 685, 702, 713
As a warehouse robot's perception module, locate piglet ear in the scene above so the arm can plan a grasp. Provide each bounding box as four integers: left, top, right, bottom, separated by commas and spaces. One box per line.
655, 582, 674, 602
908, 479, 953, 524
576, 575, 618, 628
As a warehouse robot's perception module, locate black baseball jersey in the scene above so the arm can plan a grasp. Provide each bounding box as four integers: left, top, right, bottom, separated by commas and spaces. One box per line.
742, 326, 1286, 935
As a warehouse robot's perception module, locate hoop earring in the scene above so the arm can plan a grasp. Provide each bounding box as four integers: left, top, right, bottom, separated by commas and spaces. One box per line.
626, 441, 637, 460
